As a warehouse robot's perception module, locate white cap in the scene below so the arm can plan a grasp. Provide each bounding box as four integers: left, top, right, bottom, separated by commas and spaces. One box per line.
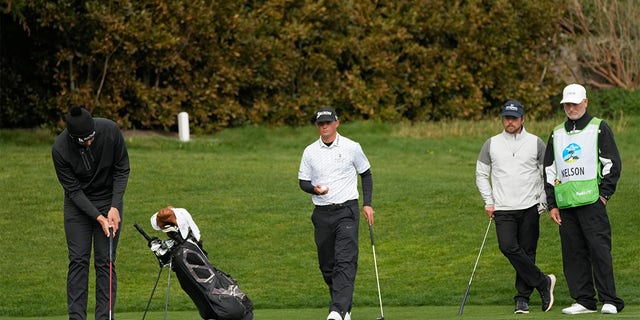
560, 84, 587, 104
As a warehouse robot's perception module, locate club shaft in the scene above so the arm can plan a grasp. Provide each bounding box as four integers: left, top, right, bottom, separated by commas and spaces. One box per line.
108, 227, 113, 320
134, 223, 153, 241
458, 218, 492, 316
369, 224, 384, 318
372, 244, 384, 317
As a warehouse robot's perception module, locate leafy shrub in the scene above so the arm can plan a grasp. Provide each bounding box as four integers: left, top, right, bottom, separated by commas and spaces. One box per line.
0, 0, 573, 131
587, 88, 640, 118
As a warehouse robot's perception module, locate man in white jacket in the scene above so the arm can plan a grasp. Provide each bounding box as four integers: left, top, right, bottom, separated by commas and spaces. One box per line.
475, 100, 555, 314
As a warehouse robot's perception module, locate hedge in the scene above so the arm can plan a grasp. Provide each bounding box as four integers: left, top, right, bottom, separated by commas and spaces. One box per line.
2, 0, 568, 131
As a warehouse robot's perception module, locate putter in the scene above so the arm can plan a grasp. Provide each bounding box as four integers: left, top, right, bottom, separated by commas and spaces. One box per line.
368, 223, 384, 320
458, 218, 492, 316
108, 226, 114, 320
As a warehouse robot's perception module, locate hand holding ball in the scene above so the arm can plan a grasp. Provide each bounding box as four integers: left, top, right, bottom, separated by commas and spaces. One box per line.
319, 185, 328, 193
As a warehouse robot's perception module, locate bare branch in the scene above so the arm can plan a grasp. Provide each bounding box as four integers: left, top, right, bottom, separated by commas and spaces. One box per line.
562, 0, 639, 89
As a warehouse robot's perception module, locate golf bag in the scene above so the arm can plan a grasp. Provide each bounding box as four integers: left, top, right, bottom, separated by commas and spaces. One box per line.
137, 207, 253, 320
171, 239, 254, 320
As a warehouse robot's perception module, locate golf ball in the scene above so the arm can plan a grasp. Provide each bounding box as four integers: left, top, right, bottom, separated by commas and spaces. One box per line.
320, 185, 328, 192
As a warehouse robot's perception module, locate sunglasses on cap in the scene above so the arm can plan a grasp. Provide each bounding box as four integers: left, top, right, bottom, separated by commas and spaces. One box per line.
70, 131, 96, 144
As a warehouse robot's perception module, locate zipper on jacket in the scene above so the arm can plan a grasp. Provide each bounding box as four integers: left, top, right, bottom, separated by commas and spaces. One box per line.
80, 147, 94, 171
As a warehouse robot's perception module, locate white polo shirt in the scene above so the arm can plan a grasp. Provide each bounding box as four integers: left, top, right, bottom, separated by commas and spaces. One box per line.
299, 133, 371, 206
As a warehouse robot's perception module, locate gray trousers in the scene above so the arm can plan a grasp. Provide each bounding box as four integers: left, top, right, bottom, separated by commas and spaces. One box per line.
311, 200, 360, 317
559, 200, 624, 311
64, 198, 121, 320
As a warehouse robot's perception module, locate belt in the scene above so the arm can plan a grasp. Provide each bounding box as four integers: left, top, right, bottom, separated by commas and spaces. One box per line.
315, 199, 358, 211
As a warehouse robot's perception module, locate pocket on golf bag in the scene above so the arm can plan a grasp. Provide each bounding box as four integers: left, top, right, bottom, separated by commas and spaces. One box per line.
171, 240, 254, 320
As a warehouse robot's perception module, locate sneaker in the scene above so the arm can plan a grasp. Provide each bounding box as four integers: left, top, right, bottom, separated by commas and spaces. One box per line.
602, 303, 618, 314
514, 300, 530, 314
327, 311, 343, 320
540, 274, 556, 312
562, 303, 597, 314
344, 312, 351, 320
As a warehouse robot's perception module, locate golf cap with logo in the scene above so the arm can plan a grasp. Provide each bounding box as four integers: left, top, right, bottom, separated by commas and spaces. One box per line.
560, 83, 587, 104
313, 106, 338, 123
501, 100, 524, 118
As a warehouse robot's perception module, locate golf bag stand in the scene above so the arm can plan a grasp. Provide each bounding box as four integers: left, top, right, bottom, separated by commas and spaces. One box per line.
135, 224, 174, 320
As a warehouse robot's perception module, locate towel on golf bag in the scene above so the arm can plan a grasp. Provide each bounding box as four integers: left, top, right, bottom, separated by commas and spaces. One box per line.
150, 206, 254, 320
151, 206, 201, 241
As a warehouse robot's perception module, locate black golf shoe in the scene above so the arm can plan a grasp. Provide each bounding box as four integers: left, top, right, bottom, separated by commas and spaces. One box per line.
514, 300, 530, 314
540, 274, 556, 312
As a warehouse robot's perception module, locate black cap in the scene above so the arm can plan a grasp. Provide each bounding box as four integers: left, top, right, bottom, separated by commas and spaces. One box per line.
66, 106, 95, 139
501, 100, 524, 118
312, 106, 338, 123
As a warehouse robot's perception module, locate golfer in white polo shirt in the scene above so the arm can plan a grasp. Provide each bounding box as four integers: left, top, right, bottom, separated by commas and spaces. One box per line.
298, 106, 375, 320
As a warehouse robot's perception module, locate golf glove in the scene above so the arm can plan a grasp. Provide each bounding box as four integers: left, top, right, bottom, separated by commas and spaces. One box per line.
537, 202, 548, 215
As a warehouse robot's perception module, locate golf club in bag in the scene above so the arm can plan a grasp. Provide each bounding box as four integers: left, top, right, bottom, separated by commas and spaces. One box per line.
368, 223, 384, 320
135, 207, 254, 320
458, 218, 492, 316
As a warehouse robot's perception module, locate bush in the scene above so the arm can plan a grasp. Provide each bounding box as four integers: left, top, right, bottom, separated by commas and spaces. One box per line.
2, 0, 568, 131
587, 88, 640, 118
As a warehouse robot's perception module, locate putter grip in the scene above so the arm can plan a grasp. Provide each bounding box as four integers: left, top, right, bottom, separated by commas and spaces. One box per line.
134, 223, 152, 241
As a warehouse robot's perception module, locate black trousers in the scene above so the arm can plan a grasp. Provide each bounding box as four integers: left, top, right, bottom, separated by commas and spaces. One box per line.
559, 201, 624, 311
311, 200, 359, 316
64, 198, 121, 320
494, 205, 547, 302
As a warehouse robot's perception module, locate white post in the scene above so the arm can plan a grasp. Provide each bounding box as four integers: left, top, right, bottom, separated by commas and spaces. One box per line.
178, 112, 190, 142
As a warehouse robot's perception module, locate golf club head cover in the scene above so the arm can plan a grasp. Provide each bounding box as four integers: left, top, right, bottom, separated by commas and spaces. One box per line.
156, 206, 178, 228
150, 206, 202, 242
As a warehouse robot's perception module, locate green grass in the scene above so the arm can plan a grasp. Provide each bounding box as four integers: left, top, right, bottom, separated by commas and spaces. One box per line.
1, 116, 638, 319
2, 305, 640, 320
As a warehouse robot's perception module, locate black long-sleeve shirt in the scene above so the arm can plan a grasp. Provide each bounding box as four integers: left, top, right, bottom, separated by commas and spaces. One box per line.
543, 112, 621, 210
52, 118, 130, 219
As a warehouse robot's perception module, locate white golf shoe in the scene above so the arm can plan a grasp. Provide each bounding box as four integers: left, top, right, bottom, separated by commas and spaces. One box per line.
601, 303, 618, 314
344, 312, 351, 320
327, 311, 342, 320
562, 303, 597, 314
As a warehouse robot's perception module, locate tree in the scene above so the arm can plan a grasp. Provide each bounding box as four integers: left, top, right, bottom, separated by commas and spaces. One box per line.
561, 0, 640, 89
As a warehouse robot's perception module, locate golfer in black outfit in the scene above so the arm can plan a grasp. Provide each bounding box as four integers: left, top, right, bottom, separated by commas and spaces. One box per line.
52, 106, 130, 320
298, 107, 374, 320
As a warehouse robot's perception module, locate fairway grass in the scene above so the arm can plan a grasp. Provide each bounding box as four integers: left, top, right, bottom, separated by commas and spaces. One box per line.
1, 117, 638, 318
1, 305, 640, 320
